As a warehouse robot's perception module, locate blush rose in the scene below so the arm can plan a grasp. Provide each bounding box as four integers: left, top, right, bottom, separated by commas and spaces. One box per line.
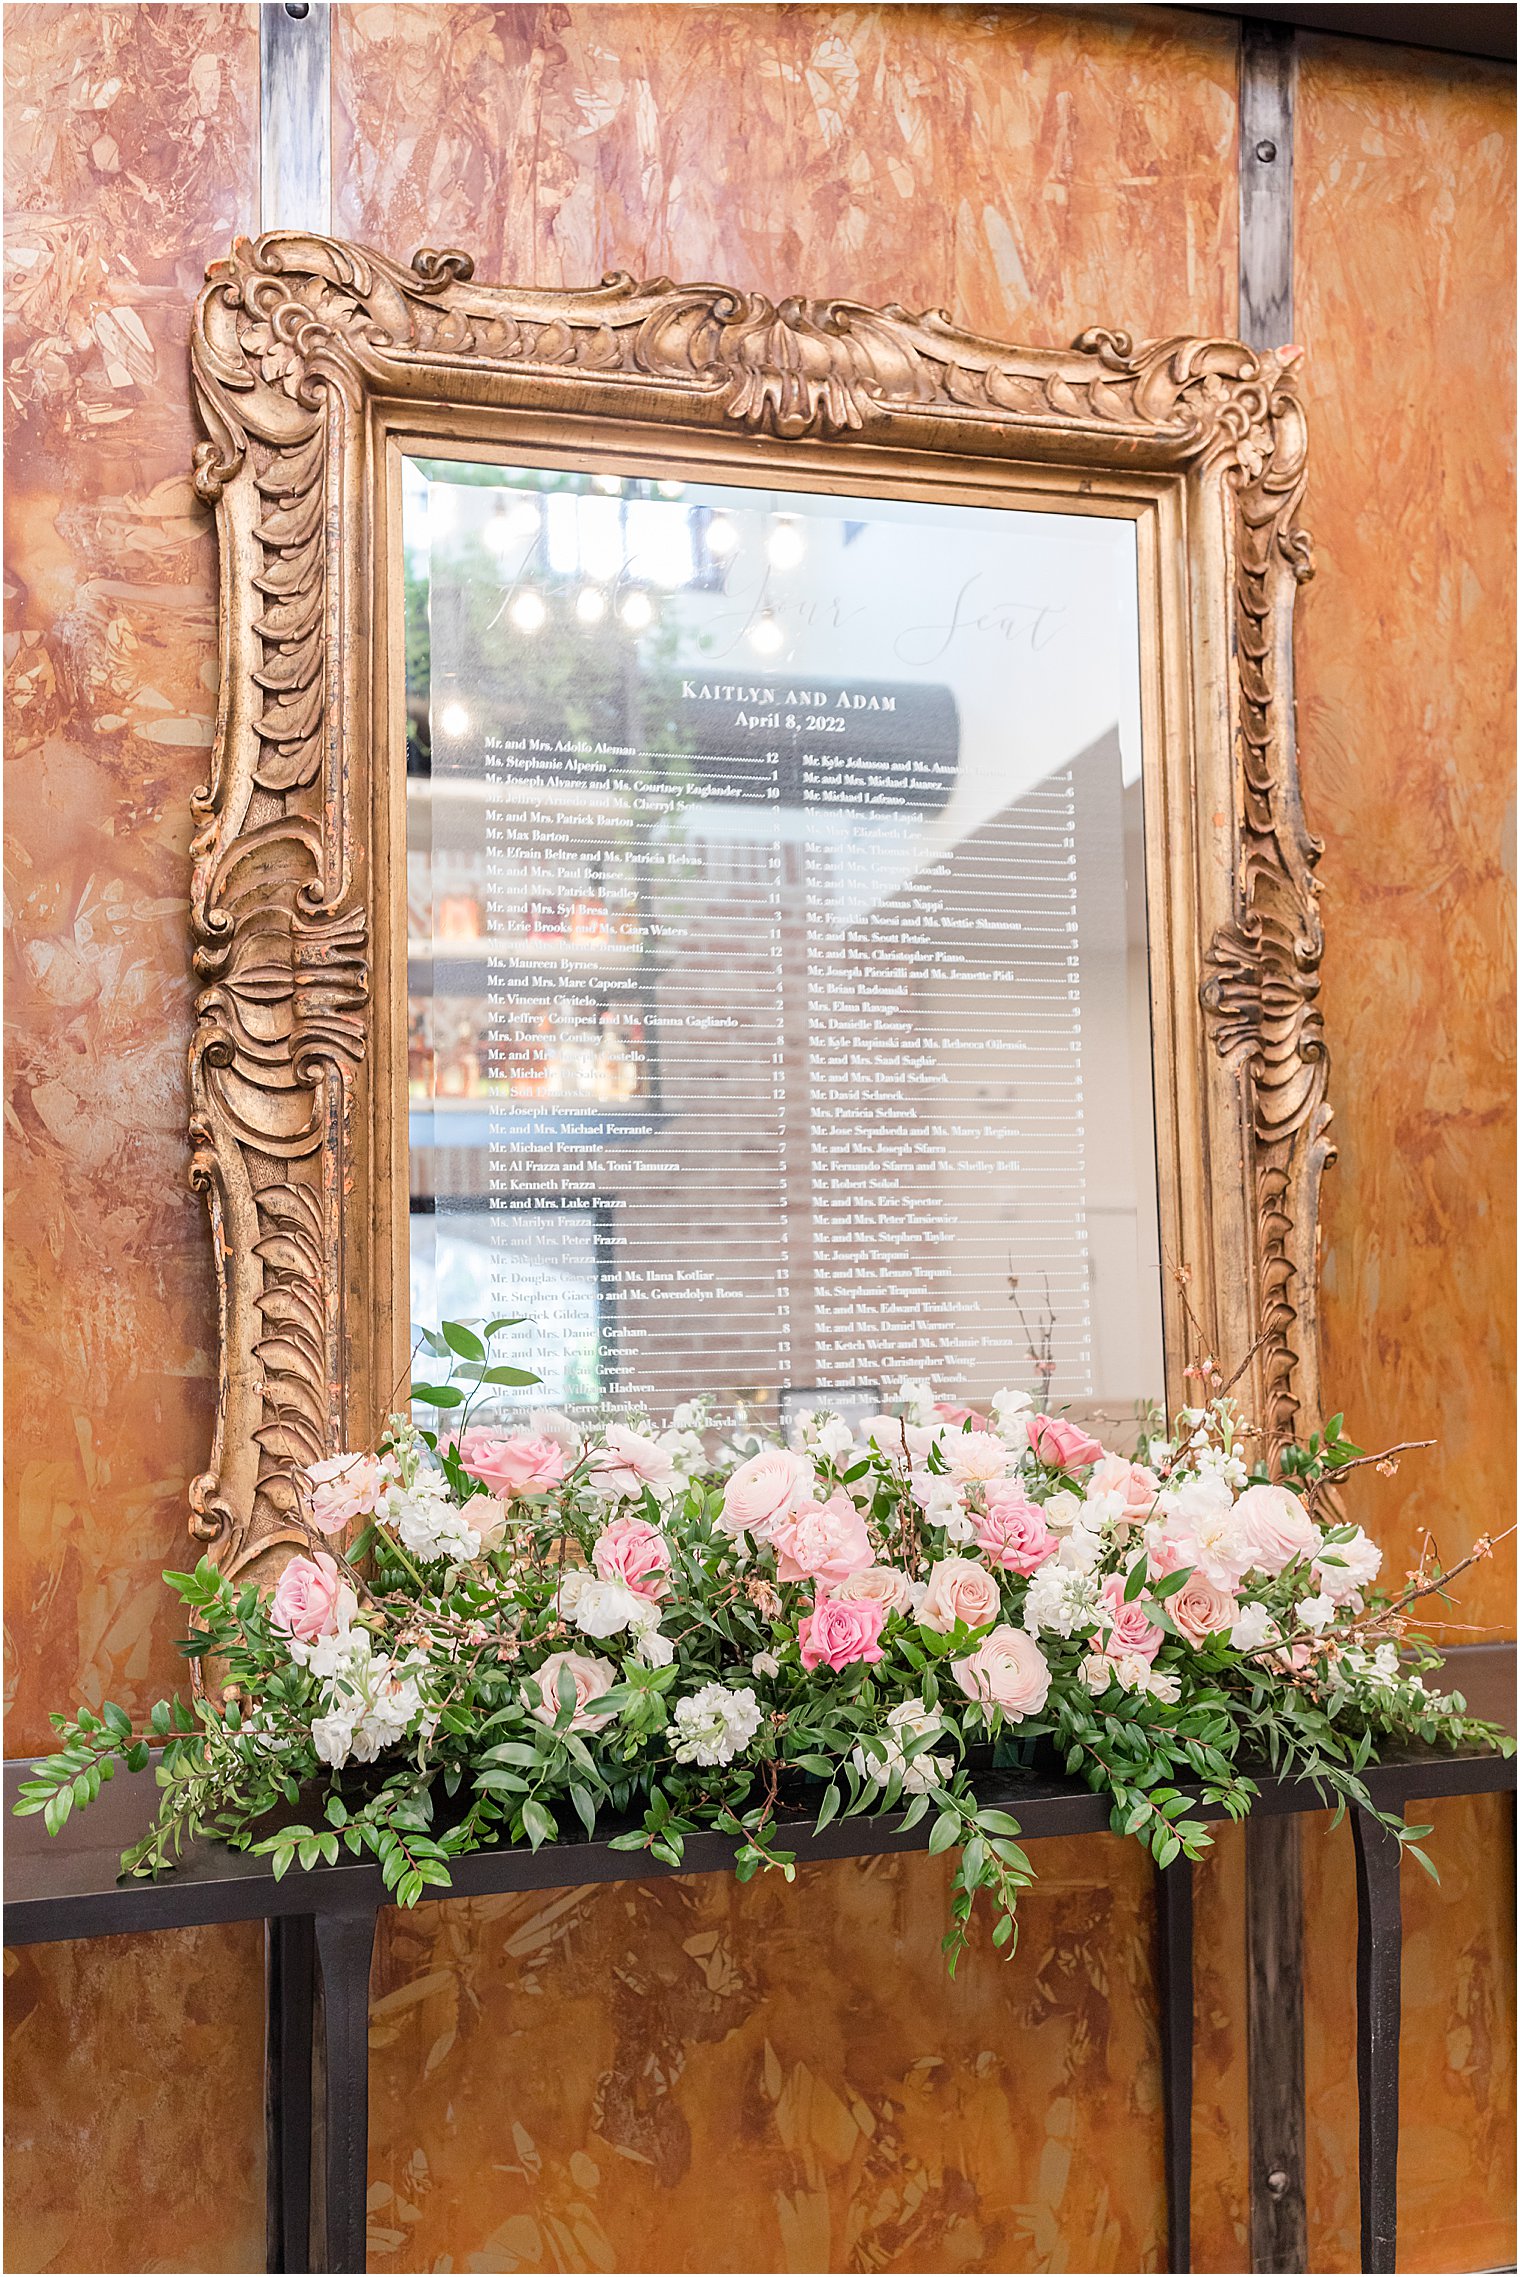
973, 1486, 1059, 1575
1028, 1414, 1106, 1470
918, 1557, 1001, 1634
592, 1515, 672, 1602
524, 1649, 618, 1731
1232, 1483, 1321, 1577
271, 1551, 352, 1642
456, 1429, 567, 1497
1099, 1574, 1164, 1663
798, 1593, 888, 1672
1169, 1571, 1240, 1647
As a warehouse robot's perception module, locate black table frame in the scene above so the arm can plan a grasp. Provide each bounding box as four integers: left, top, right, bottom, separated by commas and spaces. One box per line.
5, 1747, 1514, 2275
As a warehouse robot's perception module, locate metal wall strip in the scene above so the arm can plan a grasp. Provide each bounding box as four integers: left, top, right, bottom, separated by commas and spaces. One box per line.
260, 1, 331, 236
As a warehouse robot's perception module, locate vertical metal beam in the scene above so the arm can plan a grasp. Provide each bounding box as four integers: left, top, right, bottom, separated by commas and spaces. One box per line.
1246, 1816, 1308, 2272
1239, 20, 1295, 350
1157, 1857, 1195, 2273
312, 1906, 378, 2275
1352, 1809, 1404, 2274
266, 1914, 317, 2273
260, 1, 331, 236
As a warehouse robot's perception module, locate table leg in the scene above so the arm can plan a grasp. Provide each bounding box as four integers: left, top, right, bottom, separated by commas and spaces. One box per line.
313, 1906, 379, 2275
1246, 1812, 1307, 2272
266, 1914, 316, 2273
1352, 1807, 1403, 2275
1157, 1855, 1194, 2273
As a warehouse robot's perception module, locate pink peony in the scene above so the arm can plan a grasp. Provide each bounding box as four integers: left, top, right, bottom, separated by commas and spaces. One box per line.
588, 1425, 679, 1501
455, 1428, 567, 1498
770, 1492, 874, 1587
798, 1594, 888, 1673
943, 1429, 1016, 1484
1088, 1454, 1162, 1521
953, 1625, 1052, 1718
1028, 1414, 1106, 1471
918, 1557, 1002, 1634
523, 1648, 618, 1731
1099, 1574, 1164, 1663
1169, 1571, 1240, 1647
304, 1452, 390, 1535
1232, 1483, 1321, 1577
973, 1486, 1060, 1576
271, 1551, 351, 1642
719, 1448, 814, 1539
592, 1515, 672, 1602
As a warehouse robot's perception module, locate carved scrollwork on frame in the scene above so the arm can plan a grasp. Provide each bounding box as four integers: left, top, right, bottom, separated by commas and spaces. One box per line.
189, 231, 1325, 1575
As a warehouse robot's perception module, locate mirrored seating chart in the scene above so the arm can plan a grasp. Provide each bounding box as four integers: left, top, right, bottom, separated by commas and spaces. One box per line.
405, 458, 1165, 1431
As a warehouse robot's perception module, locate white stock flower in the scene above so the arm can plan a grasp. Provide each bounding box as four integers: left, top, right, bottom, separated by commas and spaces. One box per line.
897, 1378, 936, 1426
943, 1511, 976, 1546
1057, 1522, 1105, 1575
852, 1698, 950, 1794
671, 1683, 763, 1767
1145, 1668, 1182, 1704
789, 1409, 857, 1462
658, 1427, 706, 1479
382, 1473, 482, 1564
1295, 1593, 1336, 1634
1022, 1563, 1101, 1639
633, 1628, 675, 1668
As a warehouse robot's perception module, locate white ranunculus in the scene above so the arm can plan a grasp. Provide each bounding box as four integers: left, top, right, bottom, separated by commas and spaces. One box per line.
671, 1682, 763, 1767
1079, 1651, 1114, 1692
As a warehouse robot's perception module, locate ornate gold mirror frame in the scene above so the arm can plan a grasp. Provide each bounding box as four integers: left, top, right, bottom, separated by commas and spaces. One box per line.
188, 232, 1328, 1586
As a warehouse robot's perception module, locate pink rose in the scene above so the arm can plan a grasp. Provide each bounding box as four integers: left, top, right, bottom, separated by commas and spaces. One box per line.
524, 1648, 618, 1731
1170, 1571, 1240, 1647
467, 1495, 508, 1553
973, 1486, 1059, 1576
798, 1594, 888, 1673
1099, 1574, 1164, 1663
830, 1564, 916, 1615
918, 1557, 1002, 1634
304, 1452, 390, 1535
1088, 1454, 1162, 1521
1028, 1414, 1106, 1471
934, 1402, 988, 1428
943, 1430, 1015, 1484
1232, 1483, 1321, 1577
589, 1425, 679, 1501
770, 1492, 874, 1587
271, 1551, 351, 1642
455, 1428, 567, 1498
953, 1625, 1052, 1718
719, 1448, 814, 1539
592, 1515, 672, 1602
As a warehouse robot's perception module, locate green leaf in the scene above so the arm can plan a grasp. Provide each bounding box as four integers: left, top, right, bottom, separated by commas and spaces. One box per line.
521, 1799, 557, 1850
928, 1810, 960, 1857
1122, 1560, 1148, 1603
410, 1383, 465, 1408
483, 1365, 542, 1387
480, 1317, 527, 1336
813, 1784, 841, 1835
442, 1321, 486, 1362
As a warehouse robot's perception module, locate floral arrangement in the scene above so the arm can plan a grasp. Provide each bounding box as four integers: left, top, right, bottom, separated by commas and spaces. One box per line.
18, 1323, 1510, 1969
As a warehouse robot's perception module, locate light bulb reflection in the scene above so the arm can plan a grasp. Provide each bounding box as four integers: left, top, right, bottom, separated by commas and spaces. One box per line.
766, 516, 806, 570
748, 609, 784, 657
575, 585, 607, 624
593, 474, 624, 495
619, 589, 655, 632
439, 702, 471, 737
482, 498, 540, 552
509, 590, 547, 633
655, 479, 685, 498
706, 513, 739, 558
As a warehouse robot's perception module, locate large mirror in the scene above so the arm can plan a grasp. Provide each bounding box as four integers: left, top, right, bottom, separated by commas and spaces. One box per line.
403, 458, 1163, 1436
187, 237, 1327, 1582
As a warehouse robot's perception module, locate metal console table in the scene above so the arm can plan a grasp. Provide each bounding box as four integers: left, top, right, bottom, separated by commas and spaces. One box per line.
5, 1746, 1514, 2275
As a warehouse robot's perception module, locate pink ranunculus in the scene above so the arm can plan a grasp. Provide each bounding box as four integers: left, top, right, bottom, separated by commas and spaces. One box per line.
718, 1448, 814, 1539
304, 1452, 390, 1535
1088, 1453, 1162, 1521
1169, 1571, 1240, 1647
953, 1625, 1052, 1719
523, 1648, 618, 1731
588, 1424, 679, 1501
455, 1428, 568, 1498
798, 1594, 888, 1673
973, 1486, 1060, 1576
770, 1492, 874, 1587
1028, 1414, 1106, 1471
943, 1429, 1016, 1484
934, 1402, 988, 1428
592, 1515, 672, 1602
1099, 1574, 1164, 1664
918, 1556, 1002, 1634
1232, 1482, 1321, 1577
270, 1551, 351, 1642
830, 1564, 916, 1615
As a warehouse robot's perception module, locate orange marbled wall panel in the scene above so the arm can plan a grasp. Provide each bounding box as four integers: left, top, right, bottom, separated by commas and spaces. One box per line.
4, 10, 269, 2275
332, 3, 1240, 342
1294, 36, 1516, 1633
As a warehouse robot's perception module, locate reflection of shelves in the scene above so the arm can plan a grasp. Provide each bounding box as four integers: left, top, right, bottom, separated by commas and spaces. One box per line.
409, 935, 640, 966
409, 777, 633, 822
410, 1103, 664, 1151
